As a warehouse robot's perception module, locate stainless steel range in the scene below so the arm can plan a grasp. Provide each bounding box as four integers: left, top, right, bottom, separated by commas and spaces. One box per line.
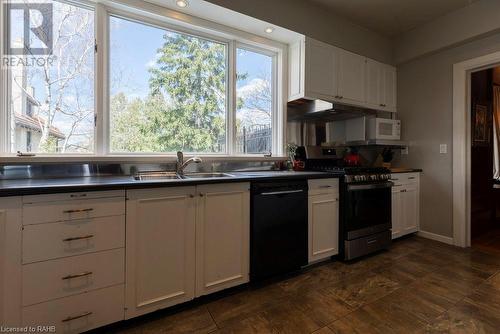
301, 146, 394, 260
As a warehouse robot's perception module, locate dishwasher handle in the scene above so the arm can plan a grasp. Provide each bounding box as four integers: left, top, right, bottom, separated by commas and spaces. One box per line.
259, 189, 305, 196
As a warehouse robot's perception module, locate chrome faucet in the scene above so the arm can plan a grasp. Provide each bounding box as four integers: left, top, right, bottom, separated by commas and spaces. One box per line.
176, 151, 202, 175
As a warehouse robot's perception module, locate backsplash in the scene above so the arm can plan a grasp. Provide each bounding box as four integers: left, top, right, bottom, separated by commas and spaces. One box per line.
0, 160, 281, 180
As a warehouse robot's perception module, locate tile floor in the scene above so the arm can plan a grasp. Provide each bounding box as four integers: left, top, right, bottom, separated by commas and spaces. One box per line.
101, 236, 500, 334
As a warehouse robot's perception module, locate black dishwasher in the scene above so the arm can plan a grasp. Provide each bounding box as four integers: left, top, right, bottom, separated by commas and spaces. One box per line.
250, 180, 308, 281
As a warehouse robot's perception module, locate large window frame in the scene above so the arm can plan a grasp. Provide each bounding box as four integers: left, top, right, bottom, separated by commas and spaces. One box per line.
0, 0, 286, 159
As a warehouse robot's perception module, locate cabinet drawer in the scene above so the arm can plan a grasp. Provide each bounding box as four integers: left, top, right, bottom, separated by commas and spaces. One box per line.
22, 284, 124, 334
390, 173, 419, 186
23, 190, 125, 204
23, 197, 125, 225
23, 215, 125, 264
308, 178, 339, 195
23, 249, 124, 306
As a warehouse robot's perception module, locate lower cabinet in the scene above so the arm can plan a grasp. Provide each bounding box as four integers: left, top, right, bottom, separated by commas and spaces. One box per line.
125, 186, 196, 318
195, 183, 250, 297
307, 179, 339, 263
391, 173, 420, 239
126, 183, 250, 318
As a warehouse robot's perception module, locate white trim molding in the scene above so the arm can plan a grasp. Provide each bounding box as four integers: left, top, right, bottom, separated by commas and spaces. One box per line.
452, 51, 500, 247
417, 230, 454, 245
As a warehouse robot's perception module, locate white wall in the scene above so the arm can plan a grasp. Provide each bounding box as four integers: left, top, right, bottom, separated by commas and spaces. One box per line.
394, 0, 500, 64
398, 32, 500, 238
205, 0, 394, 64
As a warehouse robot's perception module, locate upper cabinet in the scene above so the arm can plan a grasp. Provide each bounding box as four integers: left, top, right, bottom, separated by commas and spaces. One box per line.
338, 50, 366, 104
365, 59, 397, 112
289, 37, 397, 112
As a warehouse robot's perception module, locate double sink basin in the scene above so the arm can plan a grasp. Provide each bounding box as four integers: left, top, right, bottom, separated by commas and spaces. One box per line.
134, 171, 235, 181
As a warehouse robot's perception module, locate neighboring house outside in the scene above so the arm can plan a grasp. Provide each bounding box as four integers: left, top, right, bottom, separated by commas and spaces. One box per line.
10, 54, 65, 153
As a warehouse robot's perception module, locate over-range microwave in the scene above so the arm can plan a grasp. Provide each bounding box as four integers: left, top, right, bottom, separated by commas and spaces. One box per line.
367, 118, 401, 140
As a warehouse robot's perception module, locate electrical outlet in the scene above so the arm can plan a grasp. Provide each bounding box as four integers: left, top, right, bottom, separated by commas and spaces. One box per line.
401, 146, 409, 155
440, 144, 447, 154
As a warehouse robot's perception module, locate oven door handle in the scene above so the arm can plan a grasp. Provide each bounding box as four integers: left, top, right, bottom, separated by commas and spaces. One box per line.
347, 182, 394, 191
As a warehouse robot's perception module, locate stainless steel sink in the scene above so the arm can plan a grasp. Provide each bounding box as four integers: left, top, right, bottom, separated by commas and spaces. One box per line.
134, 171, 181, 181
182, 172, 235, 179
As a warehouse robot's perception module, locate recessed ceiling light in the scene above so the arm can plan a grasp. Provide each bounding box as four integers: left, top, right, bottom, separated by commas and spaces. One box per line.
176, 0, 189, 8
265, 27, 274, 34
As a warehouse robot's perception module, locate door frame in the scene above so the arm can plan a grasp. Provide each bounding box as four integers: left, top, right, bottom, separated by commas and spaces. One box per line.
453, 51, 500, 247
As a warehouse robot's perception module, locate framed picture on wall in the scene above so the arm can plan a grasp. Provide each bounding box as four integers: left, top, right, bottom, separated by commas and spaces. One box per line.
472, 103, 491, 147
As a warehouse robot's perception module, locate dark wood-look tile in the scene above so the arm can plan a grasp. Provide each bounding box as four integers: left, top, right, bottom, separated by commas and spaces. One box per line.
312, 327, 336, 334
210, 313, 274, 334
372, 255, 436, 285
486, 271, 500, 290
325, 271, 400, 308
110, 236, 500, 334
138, 306, 217, 334
290, 287, 354, 326
424, 300, 500, 334
464, 283, 500, 314
216, 302, 323, 334
373, 287, 454, 324
328, 306, 401, 334
206, 284, 289, 327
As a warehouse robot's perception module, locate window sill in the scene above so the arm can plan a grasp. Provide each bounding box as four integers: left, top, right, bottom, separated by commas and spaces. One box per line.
0, 154, 287, 164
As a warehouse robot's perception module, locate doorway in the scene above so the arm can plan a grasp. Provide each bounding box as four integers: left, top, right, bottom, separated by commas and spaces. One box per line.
470, 69, 500, 253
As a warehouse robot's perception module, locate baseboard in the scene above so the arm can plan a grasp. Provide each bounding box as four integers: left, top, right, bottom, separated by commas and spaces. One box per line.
417, 230, 454, 245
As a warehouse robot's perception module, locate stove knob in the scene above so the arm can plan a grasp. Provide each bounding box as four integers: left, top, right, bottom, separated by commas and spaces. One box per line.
371, 175, 378, 181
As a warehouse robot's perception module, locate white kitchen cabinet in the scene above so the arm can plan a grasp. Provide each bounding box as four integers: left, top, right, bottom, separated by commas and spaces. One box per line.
338, 49, 366, 104
2, 191, 126, 331
288, 36, 396, 112
307, 179, 339, 263
126, 183, 250, 315
365, 59, 397, 112
391, 173, 420, 239
195, 183, 250, 297
289, 37, 339, 101
0, 197, 22, 326
125, 187, 196, 318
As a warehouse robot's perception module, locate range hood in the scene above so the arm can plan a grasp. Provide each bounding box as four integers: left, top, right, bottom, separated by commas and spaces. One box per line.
287, 98, 378, 122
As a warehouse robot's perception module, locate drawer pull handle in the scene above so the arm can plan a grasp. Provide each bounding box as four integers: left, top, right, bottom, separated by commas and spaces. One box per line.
63, 234, 94, 242
63, 208, 94, 214
62, 311, 93, 323
408, 177, 416, 180
318, 185, 332, 188
62, 271, 93, 280
70, 194, 87, 198
367, 239, 378, 244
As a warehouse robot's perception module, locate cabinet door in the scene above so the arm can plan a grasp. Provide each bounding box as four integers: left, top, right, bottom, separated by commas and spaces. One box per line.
365, 59, 382, 106
402, 184, 419, 234
305, 38, 338, 99
195, 183, 250, 297
0, 197, 23, 326
338, 49, 366, 103
308, 193, 339, 262
289, 40, 304, 100
391, 188, 403, 239
382, 65, 397, 111
125, 187, 196, 318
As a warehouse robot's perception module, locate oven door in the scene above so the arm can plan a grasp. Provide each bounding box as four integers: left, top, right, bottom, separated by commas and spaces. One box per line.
344, 182, 392, 239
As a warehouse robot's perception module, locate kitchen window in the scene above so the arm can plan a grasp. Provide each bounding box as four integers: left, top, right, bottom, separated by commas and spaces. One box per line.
109, 16, 227, 154
236, 47, 275, 154
4, 0, 95, 154
0, 1, 284, 157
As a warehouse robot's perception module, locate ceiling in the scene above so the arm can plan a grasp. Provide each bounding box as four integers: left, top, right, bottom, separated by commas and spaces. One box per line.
308, 0, 478, 37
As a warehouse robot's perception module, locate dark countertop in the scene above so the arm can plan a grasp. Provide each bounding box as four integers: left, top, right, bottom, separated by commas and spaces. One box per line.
0, 171, 339, 197
389, 168, 423, 174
